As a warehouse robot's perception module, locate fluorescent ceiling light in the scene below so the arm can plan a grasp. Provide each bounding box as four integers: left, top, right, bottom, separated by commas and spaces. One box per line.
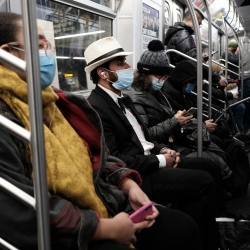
55, 30, 105, 40
72, 57, 85, 60
56, 56, 70, 59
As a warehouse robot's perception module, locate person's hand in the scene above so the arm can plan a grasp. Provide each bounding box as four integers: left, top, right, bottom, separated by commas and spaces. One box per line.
243, 62, 247, 66
174, 110, 193, 125
205, 119, 217, 132
119, 178, 159, 229
218, 76, 228, 87
161, 149, 181, 168
233, 93, 239, 99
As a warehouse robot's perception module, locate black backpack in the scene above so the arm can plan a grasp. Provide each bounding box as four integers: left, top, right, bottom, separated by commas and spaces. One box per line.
223, 140, 250, 197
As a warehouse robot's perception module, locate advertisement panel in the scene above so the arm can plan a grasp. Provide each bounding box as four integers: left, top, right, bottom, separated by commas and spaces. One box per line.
142, 3, 159, 51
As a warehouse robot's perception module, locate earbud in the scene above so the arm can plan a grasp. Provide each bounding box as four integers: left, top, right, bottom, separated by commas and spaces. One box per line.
101, 72, 105, 76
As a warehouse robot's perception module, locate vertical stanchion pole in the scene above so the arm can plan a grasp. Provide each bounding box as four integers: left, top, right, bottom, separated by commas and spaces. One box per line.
21, 1, 51, 249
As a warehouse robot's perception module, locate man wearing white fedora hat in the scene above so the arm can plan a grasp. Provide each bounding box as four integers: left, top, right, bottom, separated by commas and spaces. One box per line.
87, 37, 219, 250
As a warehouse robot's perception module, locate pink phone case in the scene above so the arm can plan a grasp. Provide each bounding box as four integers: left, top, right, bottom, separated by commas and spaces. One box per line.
129, 202, 153, 223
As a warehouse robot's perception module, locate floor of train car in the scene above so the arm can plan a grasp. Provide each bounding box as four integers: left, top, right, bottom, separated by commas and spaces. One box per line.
225, 124, 250, 216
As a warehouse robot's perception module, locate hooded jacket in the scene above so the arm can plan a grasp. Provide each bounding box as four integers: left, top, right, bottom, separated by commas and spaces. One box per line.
165, 22, 221, 83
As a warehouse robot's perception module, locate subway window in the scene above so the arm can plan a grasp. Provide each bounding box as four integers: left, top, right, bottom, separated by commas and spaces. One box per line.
36, 0, 112, 92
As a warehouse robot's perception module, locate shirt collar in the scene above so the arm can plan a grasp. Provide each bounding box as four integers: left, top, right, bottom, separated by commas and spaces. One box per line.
98, 84, 124, 107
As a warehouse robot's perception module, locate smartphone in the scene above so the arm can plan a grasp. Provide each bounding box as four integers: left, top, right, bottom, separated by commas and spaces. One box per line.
129, 202, 153, 223
184, 107, 197, 117
204, 51, 218, 60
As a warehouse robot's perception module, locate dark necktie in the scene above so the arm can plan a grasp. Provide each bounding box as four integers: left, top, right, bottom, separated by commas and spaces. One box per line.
117, 98, 126, 114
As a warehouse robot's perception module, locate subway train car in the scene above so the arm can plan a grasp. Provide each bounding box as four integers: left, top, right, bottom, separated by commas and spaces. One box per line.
0, 0, 250, 249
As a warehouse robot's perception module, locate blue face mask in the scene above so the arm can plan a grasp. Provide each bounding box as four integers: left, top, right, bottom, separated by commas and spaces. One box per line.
152, 77, 164, 90
39, 50, 56, 89
183, 83, 195, 94
106, 68, 134, 91
219, 71, 223, 76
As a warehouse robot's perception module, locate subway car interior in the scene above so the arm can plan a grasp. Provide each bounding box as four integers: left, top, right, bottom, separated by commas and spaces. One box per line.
1, 0, 250, 249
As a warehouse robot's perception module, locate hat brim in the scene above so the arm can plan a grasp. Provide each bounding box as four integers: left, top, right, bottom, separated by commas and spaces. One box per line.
85, 51, 133, 73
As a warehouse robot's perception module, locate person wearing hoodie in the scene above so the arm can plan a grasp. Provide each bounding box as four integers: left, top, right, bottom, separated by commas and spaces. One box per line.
165, 9, 227, 88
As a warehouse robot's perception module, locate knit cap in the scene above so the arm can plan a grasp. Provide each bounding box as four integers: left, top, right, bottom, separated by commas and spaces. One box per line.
228, 39, 238, 47
137, 40, 170, 75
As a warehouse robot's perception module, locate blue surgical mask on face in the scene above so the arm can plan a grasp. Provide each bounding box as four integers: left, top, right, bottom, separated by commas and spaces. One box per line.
183, 83, 195, 94
39, 50, 56, 89
106, 68, 134, 91
152, 77, 164, 90
219, 71, 223, 76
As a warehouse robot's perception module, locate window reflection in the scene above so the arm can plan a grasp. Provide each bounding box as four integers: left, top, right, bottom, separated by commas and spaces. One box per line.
36, 1, 112, 92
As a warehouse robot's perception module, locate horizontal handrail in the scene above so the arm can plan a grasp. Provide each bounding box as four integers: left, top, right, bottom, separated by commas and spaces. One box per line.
0, 177, 35, 208
212, 60, 239, 76
0, 115, 30, 143
0, 238, 18, 250
219, 58, 239, 69
0, 49, 26, 73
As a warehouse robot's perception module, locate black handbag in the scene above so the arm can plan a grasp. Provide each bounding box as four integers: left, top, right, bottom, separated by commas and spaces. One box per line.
216, 213, 250, 250
174, 118, 211, 150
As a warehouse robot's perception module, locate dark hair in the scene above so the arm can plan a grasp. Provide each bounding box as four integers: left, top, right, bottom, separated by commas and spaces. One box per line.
132, 70, 153, 92
184, 9, 204, 21
0, 12, 22, 46
90, 61, 111, 84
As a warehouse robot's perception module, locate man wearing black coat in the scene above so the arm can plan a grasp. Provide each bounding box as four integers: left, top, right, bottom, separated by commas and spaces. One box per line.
165, 9, 227, 87
86, 37, 223, 250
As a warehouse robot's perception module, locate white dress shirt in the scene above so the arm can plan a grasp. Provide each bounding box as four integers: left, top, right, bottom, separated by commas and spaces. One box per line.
98, 84, 166, 167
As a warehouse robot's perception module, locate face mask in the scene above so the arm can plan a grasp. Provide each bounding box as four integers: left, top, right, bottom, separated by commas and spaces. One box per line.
219, 71, 223, 76
39, 50, 56, 89
183, 83, 195, 94
106, 68, 134, 91
152, 77, 164, 90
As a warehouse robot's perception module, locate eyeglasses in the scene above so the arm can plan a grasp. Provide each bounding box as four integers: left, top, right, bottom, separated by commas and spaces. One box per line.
8, 39, 54, 53
154, 75, 168, 82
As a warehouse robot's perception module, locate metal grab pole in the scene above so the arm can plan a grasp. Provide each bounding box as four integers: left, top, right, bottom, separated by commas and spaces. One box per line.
21, 1, 51, 250
183, 1, 203, 157
202, 0, 212, 119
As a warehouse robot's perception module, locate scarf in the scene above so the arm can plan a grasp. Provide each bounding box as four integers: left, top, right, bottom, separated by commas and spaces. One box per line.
0, 66, 108, 218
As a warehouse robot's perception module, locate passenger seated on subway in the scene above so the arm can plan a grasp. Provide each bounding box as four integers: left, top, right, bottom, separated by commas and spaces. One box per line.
86, 36, 225, 250
0, 12, 204, 250
124, 40, 231, 181
165, 8, 228, 89
203, 61, 245, 134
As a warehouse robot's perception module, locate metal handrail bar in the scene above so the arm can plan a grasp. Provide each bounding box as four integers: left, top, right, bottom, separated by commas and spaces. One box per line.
21, 1, 51, 249
202, 90, 225, 104
0, 115, 30, 143
202, 0, 212, 119
0, 49, 26, 73
0, 238, 18, 250
0, 178, 35, 208
219, 58, 240, 69
212, 59, 240, 76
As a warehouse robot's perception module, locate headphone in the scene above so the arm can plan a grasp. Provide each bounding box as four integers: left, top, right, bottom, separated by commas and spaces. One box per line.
101, 72, 106, 77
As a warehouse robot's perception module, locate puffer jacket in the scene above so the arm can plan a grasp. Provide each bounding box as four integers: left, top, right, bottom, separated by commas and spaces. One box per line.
124, 87, 181, 143
165, 22, 197, 65
165, 22, 221, 83
221, 50, 239, 79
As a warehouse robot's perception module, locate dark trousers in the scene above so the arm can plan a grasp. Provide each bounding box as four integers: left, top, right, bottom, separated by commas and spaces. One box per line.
141, 157, 219, 250
88, 206, 202, 250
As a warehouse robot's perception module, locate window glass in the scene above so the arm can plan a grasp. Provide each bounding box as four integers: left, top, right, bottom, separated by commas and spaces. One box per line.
90, 0, 111, 8
36, 0, 112, 92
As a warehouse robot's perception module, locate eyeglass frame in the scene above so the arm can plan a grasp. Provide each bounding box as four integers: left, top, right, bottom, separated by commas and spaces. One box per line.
7, 39, 54, 54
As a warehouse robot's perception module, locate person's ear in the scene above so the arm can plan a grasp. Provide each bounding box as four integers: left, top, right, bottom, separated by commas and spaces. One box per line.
97, 68, 107, 79
0, 44, 11, 53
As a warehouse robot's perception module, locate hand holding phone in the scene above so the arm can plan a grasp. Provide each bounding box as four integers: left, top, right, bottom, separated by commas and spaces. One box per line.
183, 107, 197, 117
129, 202, 153, 223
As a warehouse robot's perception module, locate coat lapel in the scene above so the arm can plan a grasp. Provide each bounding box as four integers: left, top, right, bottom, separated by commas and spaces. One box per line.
94, 86, 145, 152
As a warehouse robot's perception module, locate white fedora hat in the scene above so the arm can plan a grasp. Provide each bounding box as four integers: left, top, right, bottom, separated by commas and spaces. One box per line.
84, 37, 133, 73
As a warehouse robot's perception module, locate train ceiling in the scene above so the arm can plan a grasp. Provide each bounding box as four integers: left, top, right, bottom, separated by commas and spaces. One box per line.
234, 0, 250, 32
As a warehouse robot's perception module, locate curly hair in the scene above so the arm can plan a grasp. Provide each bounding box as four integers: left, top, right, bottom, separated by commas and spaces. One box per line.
0, 12, 22, 46
132, 70, 153, 92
